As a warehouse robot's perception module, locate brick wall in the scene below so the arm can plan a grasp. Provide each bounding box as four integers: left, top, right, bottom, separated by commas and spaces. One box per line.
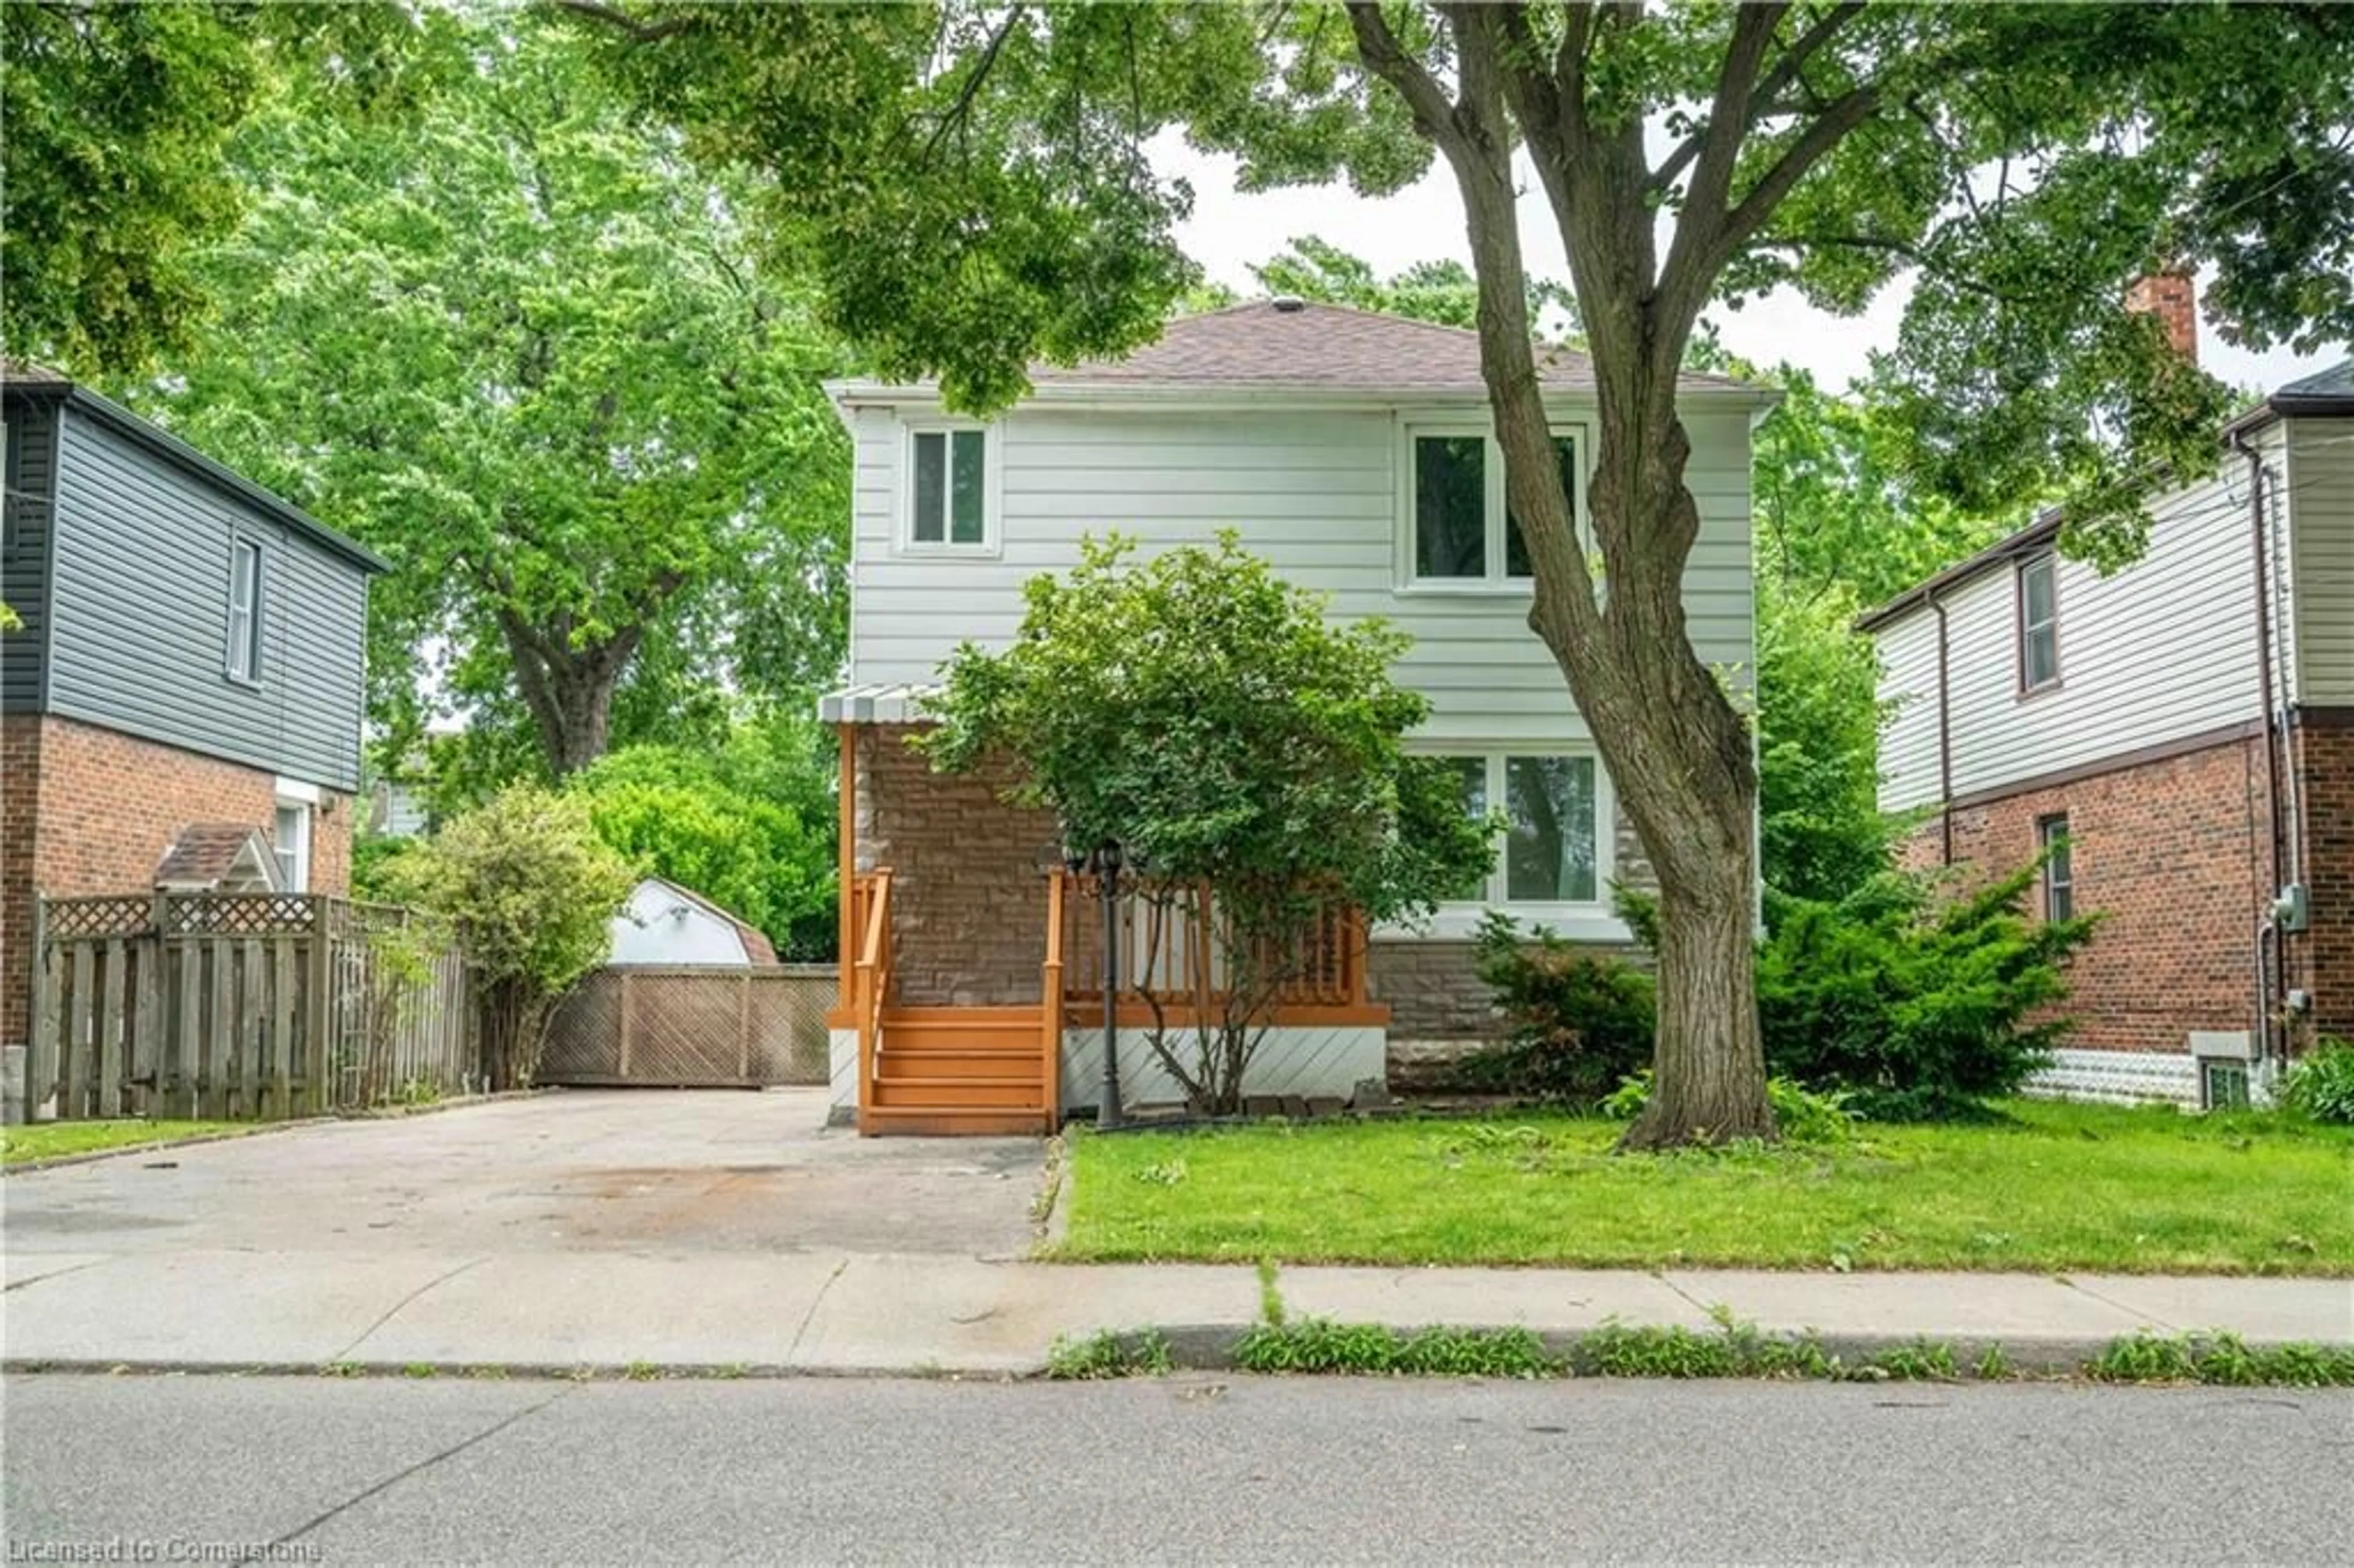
855, 723, 1058, 1007
1905, 734, 2272, 1054
2, 713, 354, 1048
2288, 713, 2354, 1045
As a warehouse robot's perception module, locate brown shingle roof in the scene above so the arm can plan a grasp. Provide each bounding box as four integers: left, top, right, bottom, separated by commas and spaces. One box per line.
154, 823, 280, 891
1020, 300, 1757, 396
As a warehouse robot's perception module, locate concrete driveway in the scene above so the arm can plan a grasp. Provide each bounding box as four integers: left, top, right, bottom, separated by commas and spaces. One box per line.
4, 1089, 1046, 1261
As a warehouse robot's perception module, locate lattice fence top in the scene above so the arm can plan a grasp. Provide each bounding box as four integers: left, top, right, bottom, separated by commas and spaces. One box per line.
42, 896, 151, 940
161, 894, 323, 935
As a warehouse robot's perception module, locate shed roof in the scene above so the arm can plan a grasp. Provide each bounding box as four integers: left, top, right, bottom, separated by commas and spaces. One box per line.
153, 823, 282, 891
634, 876, 779, 966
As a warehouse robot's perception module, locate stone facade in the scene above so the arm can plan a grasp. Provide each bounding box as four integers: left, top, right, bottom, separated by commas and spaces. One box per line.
1, 712, 354, 1049
853, 723, 1059, 1007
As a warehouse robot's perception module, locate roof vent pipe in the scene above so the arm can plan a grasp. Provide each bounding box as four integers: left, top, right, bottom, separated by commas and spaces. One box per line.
1269, 294, 1307, 313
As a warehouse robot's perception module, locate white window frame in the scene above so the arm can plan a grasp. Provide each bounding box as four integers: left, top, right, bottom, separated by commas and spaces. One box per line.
1395, 745, 1618, 940
1395, 416, 1590, 594
226, 536, 265, 685
2038, 812, 2072, 923
2017, 552, 2061, 693
897, 419, 1001, 556
272, 799, 313, 893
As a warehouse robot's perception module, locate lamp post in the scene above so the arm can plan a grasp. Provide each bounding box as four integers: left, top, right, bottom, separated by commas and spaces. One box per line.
1064, 835, 1126, 1128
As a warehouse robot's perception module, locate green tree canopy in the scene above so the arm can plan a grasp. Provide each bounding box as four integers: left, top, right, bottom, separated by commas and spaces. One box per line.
567, 714, 840, 961
126, 11, 849, 778
1, 1, 455, 373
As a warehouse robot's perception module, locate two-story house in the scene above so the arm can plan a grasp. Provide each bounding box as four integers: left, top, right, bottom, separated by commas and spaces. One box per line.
1, 363, 384, 1063
816, 299, 1771, 1133
1859, 333, 2353, 1109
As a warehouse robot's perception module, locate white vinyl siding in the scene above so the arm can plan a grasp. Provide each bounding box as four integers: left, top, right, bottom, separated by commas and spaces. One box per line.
2288, 417, 2354, 704
844, 403, 1756, 745
1872, 427, 2292, 812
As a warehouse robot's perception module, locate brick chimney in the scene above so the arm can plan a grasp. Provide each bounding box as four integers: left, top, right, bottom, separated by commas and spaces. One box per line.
2125, 268, 2198, 363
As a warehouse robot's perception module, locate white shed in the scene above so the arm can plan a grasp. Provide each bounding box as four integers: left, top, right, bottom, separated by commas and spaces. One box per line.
608, 877, 779, 967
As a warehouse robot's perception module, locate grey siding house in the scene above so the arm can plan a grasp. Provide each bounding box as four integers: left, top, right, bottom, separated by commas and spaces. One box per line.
2, 362, 386, 1056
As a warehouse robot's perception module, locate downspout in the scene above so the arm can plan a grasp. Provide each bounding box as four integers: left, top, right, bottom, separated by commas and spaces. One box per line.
2230, 428, 2287, 1068
1930, 586, 1954, 866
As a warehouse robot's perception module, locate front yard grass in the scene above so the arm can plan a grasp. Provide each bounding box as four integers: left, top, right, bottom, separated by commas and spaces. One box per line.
1054, 1099, 2354, 1276
2, 1119, 253, 1166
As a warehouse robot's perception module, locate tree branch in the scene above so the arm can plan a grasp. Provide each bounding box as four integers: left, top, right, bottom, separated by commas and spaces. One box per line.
1344, 2, 1465, 152
548, 0, 696, 45
1720, 85, 1881, 254
1652, 2, 1864, 195
921, 4, 1026, 164
1675, 4, 1787, 226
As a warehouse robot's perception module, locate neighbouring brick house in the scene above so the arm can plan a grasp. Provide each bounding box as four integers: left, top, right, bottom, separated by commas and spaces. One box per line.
1859, 314, 2354, 1106
2, 363, 386, 1059
818, 300, 1772, 1132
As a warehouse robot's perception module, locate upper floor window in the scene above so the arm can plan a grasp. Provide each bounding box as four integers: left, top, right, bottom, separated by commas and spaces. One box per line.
1435, 750, 1603, 905
2018, 552, 2060, 691
226, 538, 264, 683
1404, 426, 1581, 588
907, 426, 991, 550
2038, 812, 2073, 921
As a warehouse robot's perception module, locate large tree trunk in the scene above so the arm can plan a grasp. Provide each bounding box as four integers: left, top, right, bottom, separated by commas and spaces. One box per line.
497, 610, 639, 779
1347, 2, 1778, 1147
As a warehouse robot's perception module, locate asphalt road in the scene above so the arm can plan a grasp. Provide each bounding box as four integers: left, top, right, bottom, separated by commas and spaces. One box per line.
6, 1374, 2350, 1565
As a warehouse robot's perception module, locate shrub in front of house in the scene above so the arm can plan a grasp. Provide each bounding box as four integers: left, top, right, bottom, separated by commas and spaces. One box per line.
1754, 861, 2097, 1121
1473, 861, 2097, 1124
1463, 911, 1656, 1110
2279, 1037, 2354, 1125
385, 785, 635, 1092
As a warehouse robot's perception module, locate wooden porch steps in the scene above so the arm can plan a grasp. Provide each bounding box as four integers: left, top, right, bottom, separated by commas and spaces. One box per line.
862, 1004, 1054, 1136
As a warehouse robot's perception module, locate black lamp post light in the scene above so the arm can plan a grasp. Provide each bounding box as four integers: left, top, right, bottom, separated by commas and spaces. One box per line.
1062, 834, 1127, 1129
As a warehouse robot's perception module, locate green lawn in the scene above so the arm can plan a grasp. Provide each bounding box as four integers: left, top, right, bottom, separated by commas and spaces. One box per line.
1056, 1100, 2354, 1276
2, 1119, 254, 1166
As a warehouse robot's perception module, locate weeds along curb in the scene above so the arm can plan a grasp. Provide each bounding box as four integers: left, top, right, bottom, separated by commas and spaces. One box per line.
1043, 1323, 2354, 1387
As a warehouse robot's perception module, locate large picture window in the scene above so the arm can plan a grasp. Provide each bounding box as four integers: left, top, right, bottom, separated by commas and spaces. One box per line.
1404, 426, 1582, 588
1435, 750, 1604, 907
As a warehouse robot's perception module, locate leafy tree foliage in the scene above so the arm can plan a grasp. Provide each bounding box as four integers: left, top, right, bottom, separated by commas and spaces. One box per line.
567, 715, 840, 961
0, 1, 453, 373
385, 785, 634, 1092
1248, 234, 1576, 333
126, 12, 848, 778
569, 1, 2351, 1147
921, 535, 1491, 1113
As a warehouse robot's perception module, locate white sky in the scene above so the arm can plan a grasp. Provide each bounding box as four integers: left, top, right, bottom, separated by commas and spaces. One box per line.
1160, 140, 2344, 399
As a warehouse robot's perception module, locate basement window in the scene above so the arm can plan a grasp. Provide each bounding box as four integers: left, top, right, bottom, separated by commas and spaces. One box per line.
2202, 1059, 2251, 1112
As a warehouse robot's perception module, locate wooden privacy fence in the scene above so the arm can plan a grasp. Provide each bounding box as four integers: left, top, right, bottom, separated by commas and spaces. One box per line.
30, 893, 476, 1122
539, 964, 835, 1088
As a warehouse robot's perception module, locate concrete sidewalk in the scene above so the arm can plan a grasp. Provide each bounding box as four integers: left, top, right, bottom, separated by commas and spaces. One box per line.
4, 1247, 2346, 1375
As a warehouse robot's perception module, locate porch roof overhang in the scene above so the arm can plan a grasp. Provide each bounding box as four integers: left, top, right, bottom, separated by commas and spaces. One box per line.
818, 682, 940, 726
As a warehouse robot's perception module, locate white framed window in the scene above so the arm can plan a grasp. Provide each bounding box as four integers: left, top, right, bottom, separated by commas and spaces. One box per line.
226, 538, 264, 683
2017, 552, 2060, 692
1399, 422, 1584, 589
902, 423, 996, 552
272, 799, 312, 892
2038, 812, 2072, 922
1434, 750, 1609, 908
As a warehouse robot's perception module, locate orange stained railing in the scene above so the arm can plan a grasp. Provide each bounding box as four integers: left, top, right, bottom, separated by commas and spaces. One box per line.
1040, 869, 1065, 1124
1061, 878, 1369, 1014
851, 869, 893, 1126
